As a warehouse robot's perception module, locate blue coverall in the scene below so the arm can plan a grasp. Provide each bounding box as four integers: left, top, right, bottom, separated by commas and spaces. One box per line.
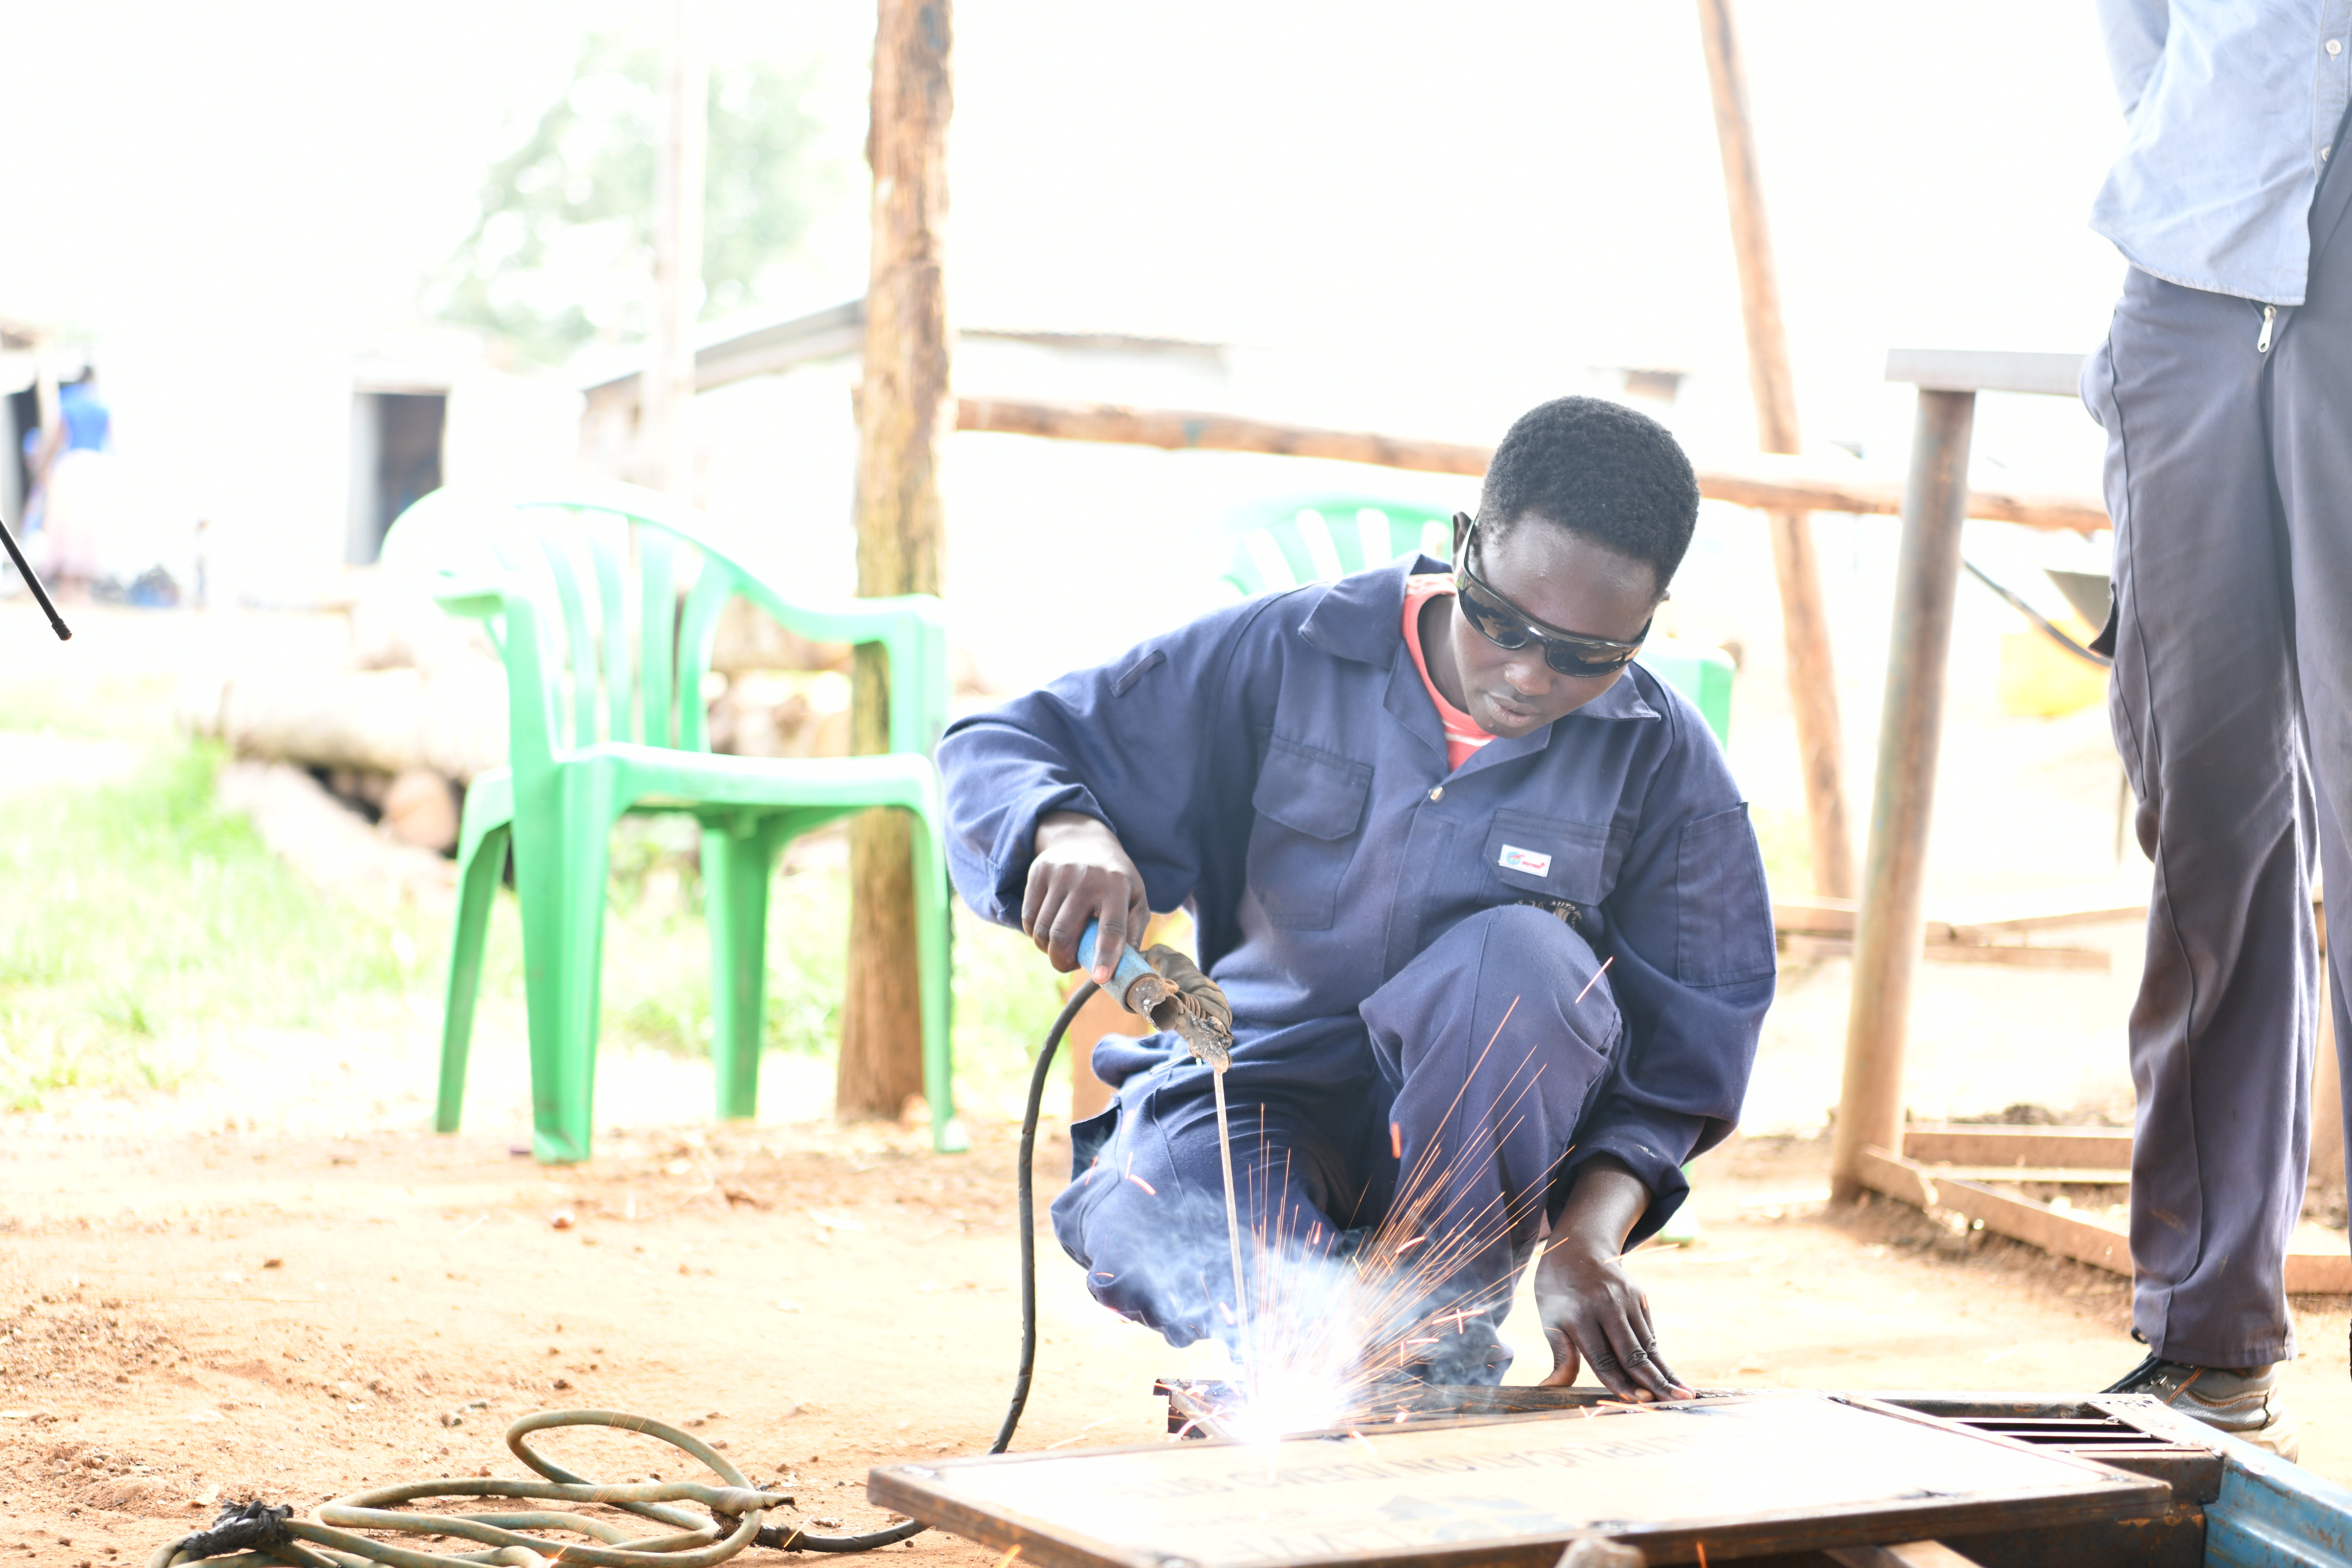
937, 558, 1775, 1381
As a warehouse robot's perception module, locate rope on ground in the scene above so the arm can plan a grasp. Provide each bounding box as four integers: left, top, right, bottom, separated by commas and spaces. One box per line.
149, 985, 1103, 1568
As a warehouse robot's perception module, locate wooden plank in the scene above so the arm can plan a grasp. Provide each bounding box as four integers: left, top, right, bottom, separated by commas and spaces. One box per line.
1778, 889, 2143, 939
1885, 349, 2086, 398
1913, 942, 2107, 972
1860, 1147, 2135, 1274
871, 1393, 2166, 1568
1924, 1167, 2131, 1186
1935, 887, 2147, 937
1866, 1145, 2352, 1293
1903, 1127, 2133, 1170
952, 398, 2112, 535
2286, 1248, 2352, 1295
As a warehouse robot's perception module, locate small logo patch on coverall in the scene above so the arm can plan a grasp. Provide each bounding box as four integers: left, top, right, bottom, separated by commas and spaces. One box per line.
1498, 844, 1551, 877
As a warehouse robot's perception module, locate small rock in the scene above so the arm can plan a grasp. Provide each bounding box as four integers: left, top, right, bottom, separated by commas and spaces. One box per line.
261, 1259, 283, 1271
552, 1379, 571, 1391
713, 1439, 729, 1449
679, 1263, 692, 1276
549, 1211, 575, 1232
440, 1413, 465, 1428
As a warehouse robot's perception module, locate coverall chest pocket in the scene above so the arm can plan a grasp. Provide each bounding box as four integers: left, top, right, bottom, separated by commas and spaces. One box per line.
1481, 810, 1611, 917
1247, 737, 1372, 931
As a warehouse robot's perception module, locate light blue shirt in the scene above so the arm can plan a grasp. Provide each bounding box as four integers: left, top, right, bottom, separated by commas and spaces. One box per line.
2092, 0, 2352, 304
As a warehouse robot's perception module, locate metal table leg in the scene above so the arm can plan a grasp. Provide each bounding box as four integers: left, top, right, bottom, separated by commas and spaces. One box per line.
1830, 389, 1977, 1201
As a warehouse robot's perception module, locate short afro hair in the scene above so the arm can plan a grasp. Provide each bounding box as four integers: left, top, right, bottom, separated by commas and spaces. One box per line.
1478, 396, 1700, 589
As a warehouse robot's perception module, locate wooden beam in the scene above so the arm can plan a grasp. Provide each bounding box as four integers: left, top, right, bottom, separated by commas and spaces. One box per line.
1856, 1145, 2132, 1273
956, 395, 1490, 475
1857, 1144, 2352, 1294
839, 0, 953, 1124
1917, 1167, 2132, 1185
1780, 933, 2109, 971
1902, 1125, 2132, 1170
1696, 0, 1856, 903
953, 397, 2110, 534
1776, 890, 2147, 940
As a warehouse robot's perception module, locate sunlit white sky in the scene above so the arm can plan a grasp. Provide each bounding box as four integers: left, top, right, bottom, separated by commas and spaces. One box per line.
0, 0, 2135, 630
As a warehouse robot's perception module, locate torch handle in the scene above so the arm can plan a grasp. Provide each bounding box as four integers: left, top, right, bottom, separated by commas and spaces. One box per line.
1075, 919, 1155, 1008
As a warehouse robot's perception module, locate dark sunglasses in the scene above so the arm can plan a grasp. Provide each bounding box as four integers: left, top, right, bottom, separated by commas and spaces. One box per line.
1451, 514, 1650, 678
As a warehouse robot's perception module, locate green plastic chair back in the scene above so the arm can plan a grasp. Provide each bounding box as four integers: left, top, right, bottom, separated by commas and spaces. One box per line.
1214, 495, 1735, 744
384, 482, 958, 1163
383, 484, 949, 767
1218, 495, 1459, 599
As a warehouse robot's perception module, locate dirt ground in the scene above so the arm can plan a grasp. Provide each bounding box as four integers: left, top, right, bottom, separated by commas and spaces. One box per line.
7, 1090, 2352, 1568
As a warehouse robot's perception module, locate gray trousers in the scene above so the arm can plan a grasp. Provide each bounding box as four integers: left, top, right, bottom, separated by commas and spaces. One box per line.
2080, 138, 2352, 1369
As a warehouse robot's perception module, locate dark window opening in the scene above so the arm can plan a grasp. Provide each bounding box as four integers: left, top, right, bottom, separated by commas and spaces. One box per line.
347, 390, 446, 563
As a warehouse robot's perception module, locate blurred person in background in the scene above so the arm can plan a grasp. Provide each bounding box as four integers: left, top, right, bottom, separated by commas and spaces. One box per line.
21, 366, 112, 588
18, 367, 178, 605
2078, 0, 2352, 1460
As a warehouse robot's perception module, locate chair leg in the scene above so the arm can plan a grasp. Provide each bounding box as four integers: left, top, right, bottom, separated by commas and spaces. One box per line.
436, 819, 511, 1134
514, 774, 616, 1165
706, 815, 779, 1122
906, 803, 966, 1154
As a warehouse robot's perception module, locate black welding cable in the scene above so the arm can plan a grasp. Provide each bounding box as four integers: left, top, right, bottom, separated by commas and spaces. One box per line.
778, 980, 1095, 1553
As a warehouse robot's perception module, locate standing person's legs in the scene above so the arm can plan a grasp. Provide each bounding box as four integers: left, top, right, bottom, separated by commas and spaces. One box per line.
2086, 269, 2314, 1375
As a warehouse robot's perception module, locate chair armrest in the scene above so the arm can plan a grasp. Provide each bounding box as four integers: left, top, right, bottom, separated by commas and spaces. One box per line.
432, 586, 508, 621
731, 583, 951, 757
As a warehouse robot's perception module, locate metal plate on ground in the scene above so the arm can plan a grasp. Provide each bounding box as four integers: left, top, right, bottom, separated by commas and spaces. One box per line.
869, 1392, 2168, 1568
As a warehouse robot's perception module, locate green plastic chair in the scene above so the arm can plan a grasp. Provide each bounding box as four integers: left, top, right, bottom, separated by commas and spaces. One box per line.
1217, 495, 1736, 743
381, 483, 960, 1163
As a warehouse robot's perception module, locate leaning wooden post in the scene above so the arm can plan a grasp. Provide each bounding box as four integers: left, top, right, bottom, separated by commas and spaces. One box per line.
1829, 389, 1975, 1201
1695, 0, 1856, 899
838, 0, 953, 1122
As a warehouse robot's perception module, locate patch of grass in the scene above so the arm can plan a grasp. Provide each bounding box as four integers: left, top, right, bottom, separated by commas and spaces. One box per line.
0, 740, 1076, 1122
0, 674, 182, 738
0, 743, 439, 1109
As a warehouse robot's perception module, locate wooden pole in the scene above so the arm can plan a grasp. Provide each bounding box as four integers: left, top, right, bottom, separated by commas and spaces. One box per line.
642, 0, 708, 499
1829, 389, 1976, 1202
953, 396, 2110, 535
1695, 0, 1856, 900
838, 0, 953, 1122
